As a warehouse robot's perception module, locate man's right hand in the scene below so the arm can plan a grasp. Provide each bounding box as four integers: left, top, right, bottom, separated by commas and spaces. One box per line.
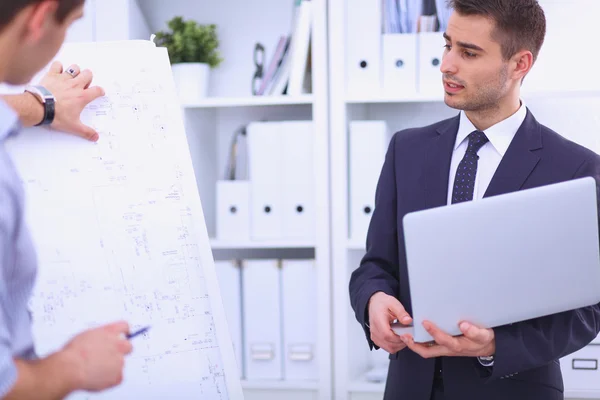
367, 292, 413, 354
62, 320, 133, 392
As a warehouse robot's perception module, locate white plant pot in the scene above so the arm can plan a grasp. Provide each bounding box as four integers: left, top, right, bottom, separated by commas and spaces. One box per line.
171, 63, 210, 103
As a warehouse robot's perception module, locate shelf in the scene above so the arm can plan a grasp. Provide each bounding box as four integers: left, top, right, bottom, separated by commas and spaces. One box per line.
347, 381, 600, 399
210, 239, 315, 250
345, 92, 444, 104
181, 95, 314, 108
348, 379, 385, 393
345, 89, 600, 105
241, 379, 319, 391
347, 239, 365, 250
565, 390, 600, 399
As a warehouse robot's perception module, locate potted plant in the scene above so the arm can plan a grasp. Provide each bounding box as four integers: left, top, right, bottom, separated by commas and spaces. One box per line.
154, 16, 224, 102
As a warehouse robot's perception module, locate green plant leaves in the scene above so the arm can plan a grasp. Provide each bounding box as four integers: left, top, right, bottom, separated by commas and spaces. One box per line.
155, 17, 224, 68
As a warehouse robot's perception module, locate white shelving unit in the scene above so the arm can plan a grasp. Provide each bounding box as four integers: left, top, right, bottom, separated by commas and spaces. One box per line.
65, 1, 331, 399
52, 0, 600, 399
328, 0, 600, 400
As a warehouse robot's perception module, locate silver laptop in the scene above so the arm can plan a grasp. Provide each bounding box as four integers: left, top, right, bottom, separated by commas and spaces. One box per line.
392, 177, 600, 343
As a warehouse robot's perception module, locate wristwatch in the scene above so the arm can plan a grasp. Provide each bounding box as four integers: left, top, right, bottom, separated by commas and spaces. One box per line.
24, 85, 55, 126
478, 355, 495, 367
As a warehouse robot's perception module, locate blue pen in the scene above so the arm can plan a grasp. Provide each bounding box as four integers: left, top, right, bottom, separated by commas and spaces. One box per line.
126, 326, 150, 340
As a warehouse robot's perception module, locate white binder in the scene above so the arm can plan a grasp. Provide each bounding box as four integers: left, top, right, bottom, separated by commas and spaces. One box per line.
242, 259, 283, 380
216, 180, 250, 241
281, 121, 315, 241
281, 259, 318, 380
349, 121, 389, 243
215, 260, 244, 378
560, 344, 600, 393
382, 33, 418, 97
247, 122, 284, 240
417, 32, 445, 95
346, 0, 382, 97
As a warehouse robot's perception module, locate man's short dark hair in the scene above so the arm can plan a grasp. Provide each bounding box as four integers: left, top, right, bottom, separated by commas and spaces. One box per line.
0, 0, 84, 31
447, 0, 546, 63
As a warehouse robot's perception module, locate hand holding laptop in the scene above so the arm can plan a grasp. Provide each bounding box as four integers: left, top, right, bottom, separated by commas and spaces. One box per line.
398, 320, 495, 359
368, 292, 413, 354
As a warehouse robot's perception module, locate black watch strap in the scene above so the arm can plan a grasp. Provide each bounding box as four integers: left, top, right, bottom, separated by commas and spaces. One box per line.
36, 97, 55, 126
24, 85, 55, 126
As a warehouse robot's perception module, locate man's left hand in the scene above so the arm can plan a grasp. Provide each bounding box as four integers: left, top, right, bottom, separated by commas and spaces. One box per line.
39, 61, 105, 141
400, 321, 495, 358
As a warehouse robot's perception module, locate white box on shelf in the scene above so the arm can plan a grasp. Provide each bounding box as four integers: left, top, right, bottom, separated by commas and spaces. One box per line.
247, 122, 284, 240
281, 121, 316, 241
382, 33, 418, 97
560, 344, 600, 393
348, 121, 388, 243
417, 31, 445, 95
215, 260, 244, 378
216, 180, 250, 242
281, 259, 318, 380
345, 0, 382, 97
242, 259, 283, 380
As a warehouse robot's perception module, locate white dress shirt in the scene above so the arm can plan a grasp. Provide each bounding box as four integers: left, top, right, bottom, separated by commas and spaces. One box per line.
447, 102, 527, 205
446, 101, 527, 366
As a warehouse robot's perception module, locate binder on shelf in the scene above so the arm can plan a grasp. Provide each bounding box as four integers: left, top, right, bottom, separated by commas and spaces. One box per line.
216, 125, 250, 241
215, 260, 244, 378
247, 122, 284, 240
247, 120, 316, 241
417, 31, 445, 95
216, 181, 250, 242
281, 259, 318, 380
349, 121, 388, 243
281, 121, 316, 241
560, 344, 600, 392
242, 259, 283, 380
382, 33, 418, 97
346, 0, 382, 97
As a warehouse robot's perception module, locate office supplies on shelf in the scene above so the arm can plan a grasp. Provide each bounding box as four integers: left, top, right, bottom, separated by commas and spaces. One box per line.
215, 260, 244, 378
252, 42, 266, 95
281, 259, 318, 380
242, 259, 283, 379
217, 125, 251, 241
346, 0, 382, 96
348, 121, 388, 243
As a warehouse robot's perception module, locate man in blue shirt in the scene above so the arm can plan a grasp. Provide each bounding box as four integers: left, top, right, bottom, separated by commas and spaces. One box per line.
0, 1, 133, 398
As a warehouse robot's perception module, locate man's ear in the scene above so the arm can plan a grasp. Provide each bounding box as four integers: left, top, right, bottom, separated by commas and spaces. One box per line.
23, 1, 58, 42
511, 50, 534, 81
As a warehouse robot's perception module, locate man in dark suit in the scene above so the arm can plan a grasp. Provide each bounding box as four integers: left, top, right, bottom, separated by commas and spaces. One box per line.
348, 1, 600, 399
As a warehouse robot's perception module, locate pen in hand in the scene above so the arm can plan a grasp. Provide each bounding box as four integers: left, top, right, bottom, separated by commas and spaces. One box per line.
126, 326, 150, 340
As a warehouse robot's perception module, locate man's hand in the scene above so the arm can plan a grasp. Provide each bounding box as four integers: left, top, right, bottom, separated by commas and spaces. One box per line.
367, 292, 413, 354
400, 321, 495, 358
38, 61, 104, 141
61, 320, 133, 392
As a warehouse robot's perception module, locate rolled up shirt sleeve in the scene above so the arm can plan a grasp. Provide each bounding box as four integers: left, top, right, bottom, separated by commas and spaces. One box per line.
0, 301, 17, 397
0, 178, 21, 397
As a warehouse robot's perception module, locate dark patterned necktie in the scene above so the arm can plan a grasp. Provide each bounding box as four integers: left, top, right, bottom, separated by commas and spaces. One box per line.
451, 130, 489, 204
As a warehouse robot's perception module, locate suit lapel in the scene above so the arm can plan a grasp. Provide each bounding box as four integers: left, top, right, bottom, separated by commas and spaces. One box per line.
484, 109, 543, 198
423, 114, 460, 209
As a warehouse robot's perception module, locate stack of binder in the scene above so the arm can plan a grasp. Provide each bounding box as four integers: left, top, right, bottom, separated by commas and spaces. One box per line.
215, 259, 318, 381
346, 0, 452, 98
216, 120, 316, 243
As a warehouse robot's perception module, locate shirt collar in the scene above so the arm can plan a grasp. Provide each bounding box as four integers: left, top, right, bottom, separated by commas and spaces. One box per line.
0, 98, 21, 142
455, 100, 527, 156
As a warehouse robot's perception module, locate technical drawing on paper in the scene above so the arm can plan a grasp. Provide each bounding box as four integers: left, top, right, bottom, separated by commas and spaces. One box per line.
6, 43, 237, 400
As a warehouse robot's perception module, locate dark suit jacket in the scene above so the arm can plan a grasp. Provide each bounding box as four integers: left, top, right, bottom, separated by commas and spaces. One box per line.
348, 109, 600, 400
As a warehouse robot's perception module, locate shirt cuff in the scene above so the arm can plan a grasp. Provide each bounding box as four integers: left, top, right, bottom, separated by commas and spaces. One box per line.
0, 353, 17, 398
